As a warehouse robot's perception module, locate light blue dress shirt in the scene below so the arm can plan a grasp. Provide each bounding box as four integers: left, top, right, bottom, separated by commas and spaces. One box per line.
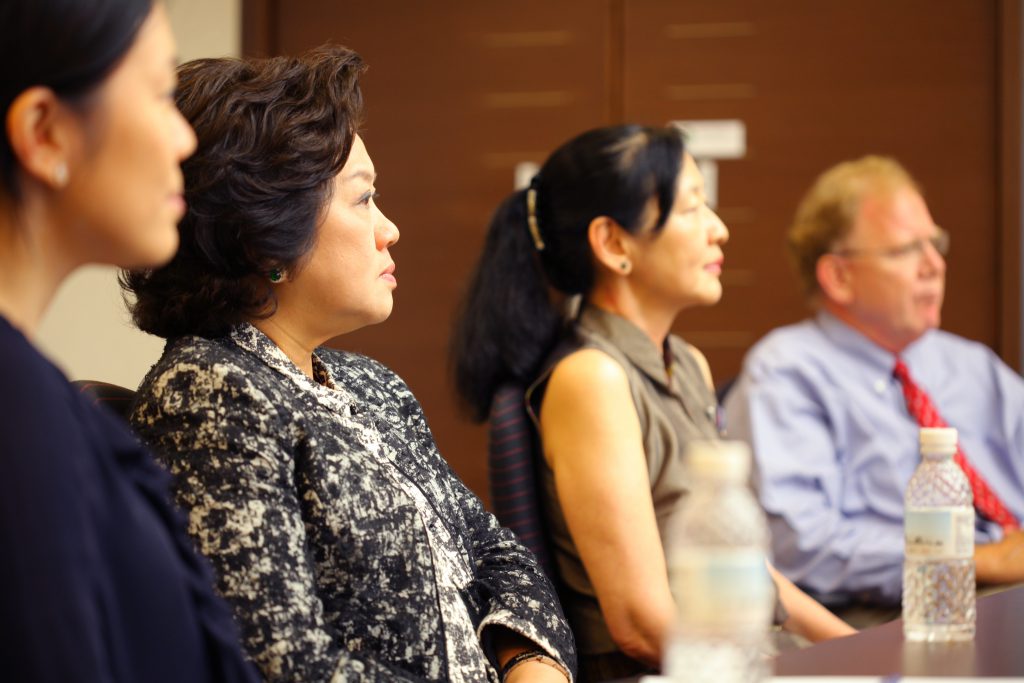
723, 311, 1024, 605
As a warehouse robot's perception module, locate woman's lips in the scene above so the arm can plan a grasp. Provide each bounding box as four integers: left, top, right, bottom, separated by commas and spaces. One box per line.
705, 259, 723, 275
169, 193, 186, 218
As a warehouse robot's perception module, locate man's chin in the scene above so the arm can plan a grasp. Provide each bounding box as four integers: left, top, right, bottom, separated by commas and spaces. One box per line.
904, 318, 940, 345
922, 310, 942, 331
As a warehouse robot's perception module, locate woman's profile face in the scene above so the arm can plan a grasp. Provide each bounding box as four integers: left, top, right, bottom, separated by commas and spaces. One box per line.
278, 134, 400, 339
627, 153, 730, 311
61, 2, 196, 269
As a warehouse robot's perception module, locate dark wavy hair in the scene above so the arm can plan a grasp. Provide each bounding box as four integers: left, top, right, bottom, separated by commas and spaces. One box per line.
451, 125, 685, 421
0, 0, 152, 199
121, 45, 366, 339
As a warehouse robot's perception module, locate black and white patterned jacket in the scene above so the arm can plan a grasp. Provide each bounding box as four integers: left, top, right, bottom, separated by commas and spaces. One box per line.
130, 324, 575, 682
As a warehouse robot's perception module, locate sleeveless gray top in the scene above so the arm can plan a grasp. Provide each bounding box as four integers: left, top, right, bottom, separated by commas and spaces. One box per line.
528, 305, 721, 655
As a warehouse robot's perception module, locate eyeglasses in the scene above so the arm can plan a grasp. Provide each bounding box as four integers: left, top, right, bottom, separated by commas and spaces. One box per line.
831, 227, 950, 261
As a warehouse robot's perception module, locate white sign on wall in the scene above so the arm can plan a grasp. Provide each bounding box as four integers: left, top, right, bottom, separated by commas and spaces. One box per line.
670, 119, 747, 208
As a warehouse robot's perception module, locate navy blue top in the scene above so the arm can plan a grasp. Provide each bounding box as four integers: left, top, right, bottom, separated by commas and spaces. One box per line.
0, 317, 258, 682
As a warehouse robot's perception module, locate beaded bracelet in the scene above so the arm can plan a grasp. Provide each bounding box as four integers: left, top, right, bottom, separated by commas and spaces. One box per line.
499, 649, 569, 681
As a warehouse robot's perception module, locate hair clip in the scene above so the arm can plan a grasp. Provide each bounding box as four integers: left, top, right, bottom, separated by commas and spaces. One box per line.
526, 187, 545, 251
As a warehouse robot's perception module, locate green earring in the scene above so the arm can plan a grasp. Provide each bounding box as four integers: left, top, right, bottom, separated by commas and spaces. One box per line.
269, 269, 283, 283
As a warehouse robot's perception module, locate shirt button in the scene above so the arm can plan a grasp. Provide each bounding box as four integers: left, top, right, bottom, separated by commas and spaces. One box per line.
874, 379, 887, 394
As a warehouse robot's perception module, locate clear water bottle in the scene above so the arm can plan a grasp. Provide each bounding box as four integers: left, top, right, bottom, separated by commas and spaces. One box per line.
663, 440, 773, 683
902, 427, 976, 642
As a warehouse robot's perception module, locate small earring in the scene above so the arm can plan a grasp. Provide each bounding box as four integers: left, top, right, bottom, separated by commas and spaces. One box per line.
53, 162, 68, 188
620, 261, 630, 272
269, 269, 284, 283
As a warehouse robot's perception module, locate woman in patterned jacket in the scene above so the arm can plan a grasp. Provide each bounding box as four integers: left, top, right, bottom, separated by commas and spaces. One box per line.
122, 47, 575, 683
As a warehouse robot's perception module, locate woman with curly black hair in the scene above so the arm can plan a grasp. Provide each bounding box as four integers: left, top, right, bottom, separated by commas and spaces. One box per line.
123, 46, 575, 683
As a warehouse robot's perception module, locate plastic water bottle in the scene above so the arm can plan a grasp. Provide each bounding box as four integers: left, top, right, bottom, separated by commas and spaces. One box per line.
902, 427, 976, 642
663, 440, 773, 683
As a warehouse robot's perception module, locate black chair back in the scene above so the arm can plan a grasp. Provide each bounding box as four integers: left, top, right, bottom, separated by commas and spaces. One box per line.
73, 379, 137, 420
488, 383, 556, 579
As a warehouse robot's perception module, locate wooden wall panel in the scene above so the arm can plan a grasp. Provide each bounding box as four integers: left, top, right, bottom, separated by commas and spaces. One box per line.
243, 0, 1019, 505
999, 0, 1023, 369
622, 0, 1001, 383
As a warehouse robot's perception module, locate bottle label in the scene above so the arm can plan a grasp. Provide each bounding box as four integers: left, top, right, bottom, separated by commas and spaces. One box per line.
904, 506, 974, 560
668, 548, 773, 631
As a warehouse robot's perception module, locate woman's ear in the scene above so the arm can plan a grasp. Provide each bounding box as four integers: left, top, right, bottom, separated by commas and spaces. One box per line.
5, 86, 76, 190
816, 253, 855, 305
587, 216, 633, 276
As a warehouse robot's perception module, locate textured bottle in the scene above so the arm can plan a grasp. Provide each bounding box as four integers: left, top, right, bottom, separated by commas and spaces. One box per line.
902, 427, 976, 642
663, 440, 773, 683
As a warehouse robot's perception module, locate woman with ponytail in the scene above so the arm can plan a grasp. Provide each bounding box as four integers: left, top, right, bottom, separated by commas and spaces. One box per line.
453, 125, 854, 680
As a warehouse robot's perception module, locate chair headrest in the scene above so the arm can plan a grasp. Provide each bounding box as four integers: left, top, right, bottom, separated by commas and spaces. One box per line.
72, 379, 137, 420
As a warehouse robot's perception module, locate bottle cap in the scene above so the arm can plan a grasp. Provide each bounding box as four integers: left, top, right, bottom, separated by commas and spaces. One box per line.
919, 427, 958, 454
685, 439, 751, 481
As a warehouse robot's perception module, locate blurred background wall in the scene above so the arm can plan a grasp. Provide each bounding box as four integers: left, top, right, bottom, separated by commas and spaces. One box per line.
39, 0, 1023, 508
244, 0, 1023, 503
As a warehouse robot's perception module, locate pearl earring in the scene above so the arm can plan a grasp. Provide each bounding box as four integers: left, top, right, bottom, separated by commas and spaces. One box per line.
53, 162, 68, 188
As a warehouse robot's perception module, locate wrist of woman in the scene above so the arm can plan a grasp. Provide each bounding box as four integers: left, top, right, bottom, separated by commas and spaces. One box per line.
500, 649, 569, 681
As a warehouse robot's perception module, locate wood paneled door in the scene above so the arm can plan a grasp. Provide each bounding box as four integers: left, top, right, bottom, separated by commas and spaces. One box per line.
622, 0, 1020, 379
244, 0, 1021, 505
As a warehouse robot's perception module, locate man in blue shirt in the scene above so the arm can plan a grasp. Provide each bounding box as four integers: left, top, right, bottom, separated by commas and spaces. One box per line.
724, 156, 1024, 614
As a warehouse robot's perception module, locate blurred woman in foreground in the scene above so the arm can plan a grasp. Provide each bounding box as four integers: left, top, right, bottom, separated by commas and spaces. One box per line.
0, 1, 256, 680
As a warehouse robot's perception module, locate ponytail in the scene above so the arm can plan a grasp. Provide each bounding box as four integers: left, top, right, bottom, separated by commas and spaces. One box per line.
451, 189, 562, 421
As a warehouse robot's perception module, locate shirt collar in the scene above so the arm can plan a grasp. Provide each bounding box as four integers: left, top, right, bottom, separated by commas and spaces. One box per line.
228, 323, 355, 413
814, 309, 935, 374
577, 305, 683, 391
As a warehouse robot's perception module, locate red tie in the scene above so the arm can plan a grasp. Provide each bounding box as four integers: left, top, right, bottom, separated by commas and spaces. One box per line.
893, 358, 1019, 531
